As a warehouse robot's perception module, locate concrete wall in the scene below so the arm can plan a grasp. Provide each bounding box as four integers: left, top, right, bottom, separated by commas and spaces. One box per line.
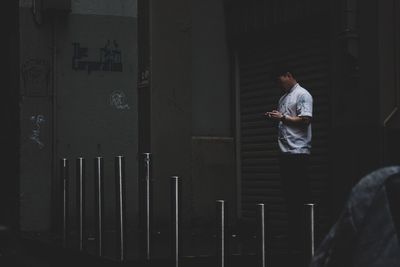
329, 0, 381, 217
329, 0, 400, 217
191, 137, 235, 224
377, 0, 400, 166
192, 0, 231, 136
378, 0, 398, 126
149, 0, 192, 238
19, 0, 236, 256
1, 1, 20, 230
55, 13, 138, 241
191, 0, 236, 225
148, 0, 235, 258
19, 7, 54, 231
19, 1, 139, 239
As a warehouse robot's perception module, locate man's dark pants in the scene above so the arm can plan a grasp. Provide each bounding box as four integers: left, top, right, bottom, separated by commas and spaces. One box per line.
280, 153, 311, 264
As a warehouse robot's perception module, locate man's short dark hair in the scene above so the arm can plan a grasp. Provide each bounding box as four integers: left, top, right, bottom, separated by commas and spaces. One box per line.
270, 64, 296, 80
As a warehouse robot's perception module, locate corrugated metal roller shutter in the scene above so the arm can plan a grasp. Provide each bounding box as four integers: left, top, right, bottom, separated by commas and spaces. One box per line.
239, 38, 331, 247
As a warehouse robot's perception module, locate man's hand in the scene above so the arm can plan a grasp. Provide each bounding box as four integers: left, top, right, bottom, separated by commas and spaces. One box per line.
264, 110, 283, 121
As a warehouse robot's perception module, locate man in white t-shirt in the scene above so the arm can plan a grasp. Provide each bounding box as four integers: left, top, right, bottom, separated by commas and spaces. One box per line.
265, 66, 313, 266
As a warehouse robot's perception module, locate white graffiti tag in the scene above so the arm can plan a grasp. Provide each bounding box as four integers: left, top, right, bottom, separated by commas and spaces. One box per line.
110, 90, 130, 110
30, 115, 45, 149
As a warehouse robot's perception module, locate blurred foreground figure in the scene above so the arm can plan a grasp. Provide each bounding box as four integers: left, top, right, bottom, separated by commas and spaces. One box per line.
311, 166, 400, 267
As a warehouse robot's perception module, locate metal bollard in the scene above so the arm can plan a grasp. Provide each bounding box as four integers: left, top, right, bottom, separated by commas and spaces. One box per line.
216, 200, 228, 267
115, 156, 127, 262
171, 176, 181, 267
60, 158, 69, 248
94, 157, 104, 257
141, 153, 152, 260
305, 203, 316, 263
256, 203, 266, 267
76, 157, 86, 252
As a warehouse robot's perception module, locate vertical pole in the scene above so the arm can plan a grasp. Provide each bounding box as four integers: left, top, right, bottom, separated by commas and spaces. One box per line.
216, 200, 227, 267
115, 156, 126, 262
60, 158, 69, 248
305, 203, 316, 264
256, 203, 266, 267
143, 153, 152, 260
94, 157, 104, 257
76, 157, 86, 252
171, 176, 180, 267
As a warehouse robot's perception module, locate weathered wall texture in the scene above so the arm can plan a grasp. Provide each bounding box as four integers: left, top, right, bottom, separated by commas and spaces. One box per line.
19, 1, 138, 236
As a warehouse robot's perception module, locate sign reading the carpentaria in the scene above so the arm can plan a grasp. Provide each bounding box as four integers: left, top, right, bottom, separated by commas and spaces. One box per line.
72, 40, 123, 74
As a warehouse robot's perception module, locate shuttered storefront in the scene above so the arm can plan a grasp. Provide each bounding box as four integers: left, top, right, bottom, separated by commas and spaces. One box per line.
238, 37, 331, 247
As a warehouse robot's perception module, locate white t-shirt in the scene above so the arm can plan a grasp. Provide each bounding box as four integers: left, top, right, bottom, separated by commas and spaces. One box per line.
277, 83, 313, 154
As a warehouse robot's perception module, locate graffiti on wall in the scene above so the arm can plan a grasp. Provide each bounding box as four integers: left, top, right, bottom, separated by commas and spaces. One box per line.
110, 90, 130, 110
21, 59, 49, 96
30, 115, 45, 149
72, 40, 123, 74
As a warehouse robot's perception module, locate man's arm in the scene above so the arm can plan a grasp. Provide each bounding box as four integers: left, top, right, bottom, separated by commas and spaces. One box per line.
264, 110, 311, 126
282, 114, 311, 126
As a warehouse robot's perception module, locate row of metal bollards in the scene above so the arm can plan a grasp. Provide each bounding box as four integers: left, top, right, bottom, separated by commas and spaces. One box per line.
170, 177, 316, 267
60, 156, 127, 261
60, 153, 316, 266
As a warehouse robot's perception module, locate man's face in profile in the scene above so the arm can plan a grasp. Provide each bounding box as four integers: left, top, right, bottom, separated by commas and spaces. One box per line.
276, 73, 292, 92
